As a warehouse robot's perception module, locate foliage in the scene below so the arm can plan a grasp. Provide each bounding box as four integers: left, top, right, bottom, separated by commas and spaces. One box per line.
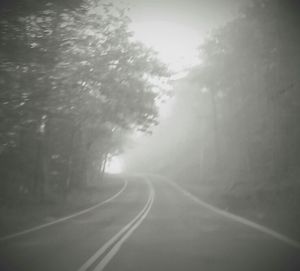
0, 0, 168, 202
173, 0, 300, 186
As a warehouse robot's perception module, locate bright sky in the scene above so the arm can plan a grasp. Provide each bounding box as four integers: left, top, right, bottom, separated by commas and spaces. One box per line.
130, 21, 201, 72
127, 0, 245, 72
106, 156, 124, 174
129, 20, 200, 123
108, 0, 246, 172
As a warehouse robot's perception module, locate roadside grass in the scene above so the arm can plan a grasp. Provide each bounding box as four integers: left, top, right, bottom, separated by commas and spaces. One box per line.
0, 174, 123, 238
171, 169, 300, 242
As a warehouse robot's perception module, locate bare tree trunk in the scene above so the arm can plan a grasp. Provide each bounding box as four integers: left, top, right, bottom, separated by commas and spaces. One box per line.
41, 141, 50, 201
33, 136, 42, 200
210, 90, 220, 171
64, 127, 77, 198
100, 153, 108, 182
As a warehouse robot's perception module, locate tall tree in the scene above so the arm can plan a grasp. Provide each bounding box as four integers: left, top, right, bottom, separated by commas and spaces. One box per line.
0, 0, 168, 201
184, 0, 300, 185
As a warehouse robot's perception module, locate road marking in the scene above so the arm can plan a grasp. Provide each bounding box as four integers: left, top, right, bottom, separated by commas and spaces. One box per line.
78, 179, 154, 271
164, 177, 300, 249
0, 178, 128, 242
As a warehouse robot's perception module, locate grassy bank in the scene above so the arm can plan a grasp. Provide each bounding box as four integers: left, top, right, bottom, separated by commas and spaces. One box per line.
0, 174, 123, 238
171, 170, 300, 242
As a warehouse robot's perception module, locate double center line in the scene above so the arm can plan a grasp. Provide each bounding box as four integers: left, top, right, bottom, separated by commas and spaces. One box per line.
78, 179, 155, 271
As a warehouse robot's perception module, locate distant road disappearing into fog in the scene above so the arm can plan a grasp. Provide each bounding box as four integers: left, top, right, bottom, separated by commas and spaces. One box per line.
0, 175, 299, 271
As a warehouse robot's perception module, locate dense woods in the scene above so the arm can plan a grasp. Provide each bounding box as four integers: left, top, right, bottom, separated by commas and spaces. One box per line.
1, 2, 299, 270
149, 0, 300, 211
192, 0, 300, 187
0, 0, 168, 203
1, 0, 299, 215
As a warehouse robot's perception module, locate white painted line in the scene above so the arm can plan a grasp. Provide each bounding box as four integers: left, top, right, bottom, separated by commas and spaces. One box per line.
78, 179, 154, 271
0, 179, 128, 242
164, 178, 300, 249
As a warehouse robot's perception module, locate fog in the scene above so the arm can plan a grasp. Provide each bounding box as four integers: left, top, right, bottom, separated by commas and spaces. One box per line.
1, 0, 300, 270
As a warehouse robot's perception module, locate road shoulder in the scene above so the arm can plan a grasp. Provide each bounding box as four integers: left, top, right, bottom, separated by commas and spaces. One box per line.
0, 175, 124, 238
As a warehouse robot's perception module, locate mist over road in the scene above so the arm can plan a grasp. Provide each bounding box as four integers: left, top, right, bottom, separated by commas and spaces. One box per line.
1, 175, 299, 271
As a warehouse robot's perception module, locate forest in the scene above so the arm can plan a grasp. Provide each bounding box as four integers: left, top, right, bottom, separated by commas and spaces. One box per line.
1, 1, 300, 270
146, 0, 300, 235
0, 0, 168, 203
1, 0, 300, 234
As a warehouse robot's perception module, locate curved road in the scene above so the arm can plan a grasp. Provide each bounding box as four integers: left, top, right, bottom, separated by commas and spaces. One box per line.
0, 174, 299, 271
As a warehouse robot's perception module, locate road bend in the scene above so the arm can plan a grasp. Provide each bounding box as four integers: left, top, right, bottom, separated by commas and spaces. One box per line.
0, 176, 149, 271
0, 174, 299, 271
105, 174, 300, 271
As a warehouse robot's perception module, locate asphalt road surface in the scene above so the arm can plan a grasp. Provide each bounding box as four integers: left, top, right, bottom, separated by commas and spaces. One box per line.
0, 174, 299, 271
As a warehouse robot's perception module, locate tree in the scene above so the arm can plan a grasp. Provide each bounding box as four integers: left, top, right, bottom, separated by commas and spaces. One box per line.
0, 0, 168, 202
183, 0, 300, 186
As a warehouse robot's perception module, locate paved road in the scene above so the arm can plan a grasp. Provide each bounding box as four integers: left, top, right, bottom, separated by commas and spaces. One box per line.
0, 175, 299, 271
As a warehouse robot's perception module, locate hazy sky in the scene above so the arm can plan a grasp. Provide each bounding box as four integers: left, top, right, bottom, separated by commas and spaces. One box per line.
108, 0, 249, 173
125, 0, 248, 72
128, 0, 244, 29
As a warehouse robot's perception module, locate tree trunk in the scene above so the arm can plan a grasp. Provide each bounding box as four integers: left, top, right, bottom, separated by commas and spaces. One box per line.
64, 127, 77, 198
100, 153, 108, 182
210, 90, 220, 171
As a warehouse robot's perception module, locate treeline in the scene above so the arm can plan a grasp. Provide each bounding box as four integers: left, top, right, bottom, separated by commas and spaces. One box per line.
168, 0, 300, 192
0, 0, 167, 203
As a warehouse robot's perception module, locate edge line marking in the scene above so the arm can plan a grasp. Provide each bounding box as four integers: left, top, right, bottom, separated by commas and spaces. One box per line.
163, 177, 300, 249
0, 178, 128, 241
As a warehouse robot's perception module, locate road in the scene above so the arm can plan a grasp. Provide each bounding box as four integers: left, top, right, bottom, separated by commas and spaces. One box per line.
0, 174, 299, 271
